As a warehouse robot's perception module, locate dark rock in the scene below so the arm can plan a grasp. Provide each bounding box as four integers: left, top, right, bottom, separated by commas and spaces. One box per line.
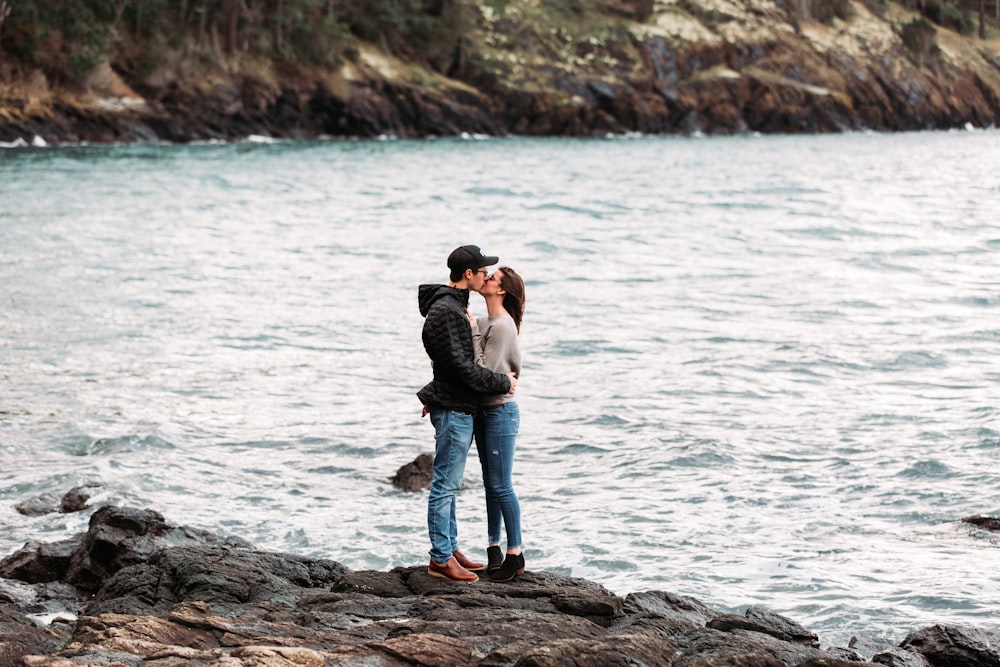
14, 494, 61, 517
610, 613, 703, 642
394, 607, 611, 658
828, 645, 870, 662
3, 504, 1000, 667
0, 607, 69, 666
391, 453, 434, 492
900, 624, 1000, 667
65, 506, 252, 593
707, 606, 820, 647
59, 485, 101, 513
90, 543, 349, 616
0, 579, 86, 665
399, 566, 625, 627
670, 627, 786, 666
373, 632, 480, 666
623, 590, 722, 626
670, 624, 836, 666
13, 485, 101, 517
0, 538, 79, 585
962, 516, 1000, 532
507, 633, 677, 666
0, 506, 252, 593
332, 568, 416, 598
299, 589, 417, 626
872, 647, 932, 667
0, 580, 85, 625
850, 636, 900, 660
849, 635, 931, 666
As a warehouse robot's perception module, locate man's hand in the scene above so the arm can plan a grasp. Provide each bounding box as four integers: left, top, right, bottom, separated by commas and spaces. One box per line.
421, 405, 430, 417
506, 372, 517, 394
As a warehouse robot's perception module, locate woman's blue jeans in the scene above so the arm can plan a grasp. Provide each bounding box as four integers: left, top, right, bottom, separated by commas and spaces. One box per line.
474, 402, 522, 548
427, 409, 475, 564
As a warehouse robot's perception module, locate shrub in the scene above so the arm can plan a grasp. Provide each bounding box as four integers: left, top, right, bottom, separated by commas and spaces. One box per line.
595, 0, 656, 21
810, 0, 855, 22
4, 0, 118, 84
900, 16, 939, 64
280, 12, 349, 66
337, 0, 472, 70
929, 0, 975, 33
903, 0, 976, 34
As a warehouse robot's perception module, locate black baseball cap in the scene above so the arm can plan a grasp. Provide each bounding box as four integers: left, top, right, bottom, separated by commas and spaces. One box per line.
447, 245, 499, 273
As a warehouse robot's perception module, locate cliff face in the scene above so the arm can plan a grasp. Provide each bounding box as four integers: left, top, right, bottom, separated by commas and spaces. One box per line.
1, 0, 999, 144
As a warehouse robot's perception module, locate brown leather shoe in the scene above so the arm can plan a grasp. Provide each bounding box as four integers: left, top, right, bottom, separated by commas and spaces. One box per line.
428, 557, 478, 582
452, 549, 484, 572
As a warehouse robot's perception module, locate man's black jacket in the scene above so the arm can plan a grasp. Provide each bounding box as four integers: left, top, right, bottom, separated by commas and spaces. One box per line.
417, 284, 512, 414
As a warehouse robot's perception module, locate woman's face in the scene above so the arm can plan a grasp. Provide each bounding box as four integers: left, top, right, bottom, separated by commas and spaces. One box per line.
481, 269, 505, 296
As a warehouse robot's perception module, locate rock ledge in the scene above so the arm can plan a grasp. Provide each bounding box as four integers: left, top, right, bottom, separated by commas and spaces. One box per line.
1, 506, 998, 667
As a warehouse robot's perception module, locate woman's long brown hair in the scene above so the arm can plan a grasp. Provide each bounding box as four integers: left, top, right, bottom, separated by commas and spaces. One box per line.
497, 266, 525, 333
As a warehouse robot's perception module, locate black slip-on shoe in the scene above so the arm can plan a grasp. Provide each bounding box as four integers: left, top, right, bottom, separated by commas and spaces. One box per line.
490, 553, 525, 583
486, 545, 504, 572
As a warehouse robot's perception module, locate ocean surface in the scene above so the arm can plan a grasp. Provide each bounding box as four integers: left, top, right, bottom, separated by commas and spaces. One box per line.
2, 131, 998, 647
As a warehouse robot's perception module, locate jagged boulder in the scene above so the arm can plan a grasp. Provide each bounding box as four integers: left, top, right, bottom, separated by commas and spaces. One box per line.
900, 625, 1000, 667
90, 544, 350, 616
709, 606, 820, 647
391, 453, 434, 492
0, 506, 252, 593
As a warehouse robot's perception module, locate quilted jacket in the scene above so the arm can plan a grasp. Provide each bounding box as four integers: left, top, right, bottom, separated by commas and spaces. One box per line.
417, 284, 512, 414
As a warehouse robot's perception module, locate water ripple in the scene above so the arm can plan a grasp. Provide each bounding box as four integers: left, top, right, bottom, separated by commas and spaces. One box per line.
2, 132, 999, 646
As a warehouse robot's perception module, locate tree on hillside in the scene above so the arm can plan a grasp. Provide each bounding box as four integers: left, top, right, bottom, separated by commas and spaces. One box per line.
225, 0, 238, 53
0, 1, 11, 48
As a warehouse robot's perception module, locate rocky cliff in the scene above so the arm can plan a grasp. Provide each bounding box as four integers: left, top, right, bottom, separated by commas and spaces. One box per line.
1, 0, 999, 144
2, 504, 1000, 667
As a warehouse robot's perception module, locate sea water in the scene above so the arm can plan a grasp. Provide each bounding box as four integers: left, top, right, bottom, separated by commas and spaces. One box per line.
1, 131, 999, 646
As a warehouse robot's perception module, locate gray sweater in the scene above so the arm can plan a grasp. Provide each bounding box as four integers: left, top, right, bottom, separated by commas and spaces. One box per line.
474, 315, 521, 407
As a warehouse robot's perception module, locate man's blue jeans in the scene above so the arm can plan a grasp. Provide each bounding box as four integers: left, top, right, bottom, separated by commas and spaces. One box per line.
427, 409, 475, 564
474, 402, 522, 548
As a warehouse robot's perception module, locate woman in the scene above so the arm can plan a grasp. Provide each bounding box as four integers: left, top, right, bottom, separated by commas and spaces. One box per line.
471, 266, 526, 583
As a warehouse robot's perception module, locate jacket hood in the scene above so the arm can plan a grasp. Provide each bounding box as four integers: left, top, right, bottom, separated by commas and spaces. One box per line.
418, 284, 469, 317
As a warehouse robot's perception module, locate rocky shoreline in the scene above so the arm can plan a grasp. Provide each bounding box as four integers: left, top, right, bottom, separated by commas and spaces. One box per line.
2, 501, 999, 667
2, 1, 1000, 145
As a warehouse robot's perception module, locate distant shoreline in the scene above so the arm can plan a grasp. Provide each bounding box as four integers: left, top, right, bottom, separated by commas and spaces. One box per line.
3, 1, 1000, 146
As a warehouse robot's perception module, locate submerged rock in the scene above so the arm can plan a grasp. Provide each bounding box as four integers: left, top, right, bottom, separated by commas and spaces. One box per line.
58, 485, 101, 514
962, 516, 1000, 532
391, 453, 434, 492
0, 504, 996, 666
13, 494, 62, 518
14, 485, 103, 517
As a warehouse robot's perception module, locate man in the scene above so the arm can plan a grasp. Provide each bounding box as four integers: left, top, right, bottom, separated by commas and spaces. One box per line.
418, 245, 516, 582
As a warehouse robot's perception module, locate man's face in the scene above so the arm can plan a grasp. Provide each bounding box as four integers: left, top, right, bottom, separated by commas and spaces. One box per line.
468, 267, 489, 292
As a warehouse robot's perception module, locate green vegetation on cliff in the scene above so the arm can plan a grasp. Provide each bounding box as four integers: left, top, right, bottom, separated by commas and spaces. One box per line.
0, 0, 998, 141
1, 0, 994, 89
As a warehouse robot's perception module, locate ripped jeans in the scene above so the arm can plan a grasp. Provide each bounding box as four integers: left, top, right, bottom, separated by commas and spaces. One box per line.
474, 402, 522, 548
